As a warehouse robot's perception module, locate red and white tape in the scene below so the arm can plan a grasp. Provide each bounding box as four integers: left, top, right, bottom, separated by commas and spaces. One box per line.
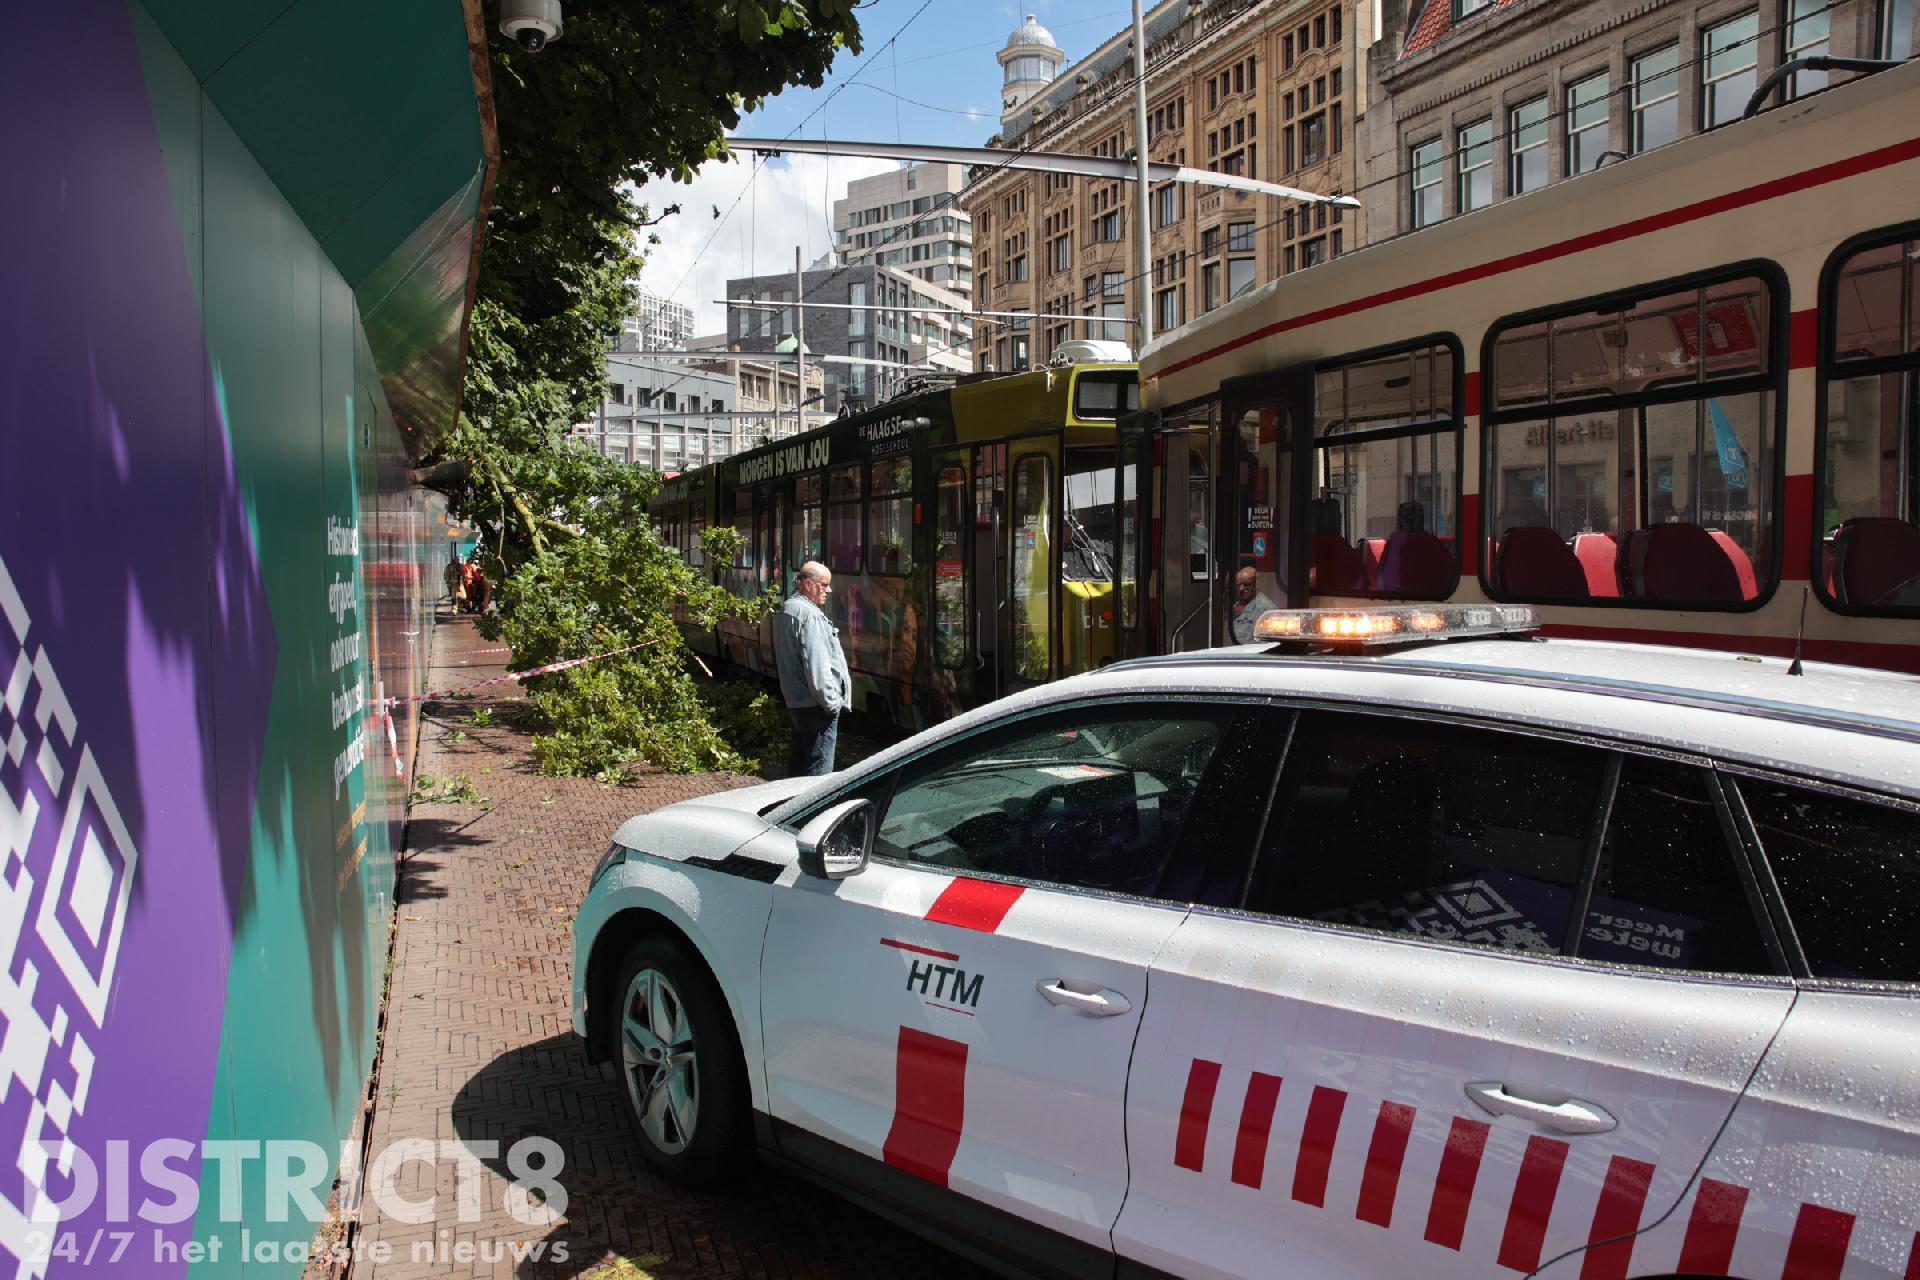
384, 641, 653, 708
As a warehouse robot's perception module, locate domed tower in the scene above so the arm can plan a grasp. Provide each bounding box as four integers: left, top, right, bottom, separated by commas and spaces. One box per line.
998, 14, 1064, 130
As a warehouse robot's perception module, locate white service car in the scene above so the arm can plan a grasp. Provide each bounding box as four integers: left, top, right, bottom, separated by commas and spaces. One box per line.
571, 607, 1920, 1280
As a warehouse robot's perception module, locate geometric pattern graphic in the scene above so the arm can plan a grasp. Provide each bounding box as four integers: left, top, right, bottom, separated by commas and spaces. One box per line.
0, 553, 134, 1276
1318, 876, 1558, 954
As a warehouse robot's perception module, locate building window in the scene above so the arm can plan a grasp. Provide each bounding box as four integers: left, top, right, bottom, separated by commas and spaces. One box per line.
1300, 237, 1325, 269
1885, 0, 1916, 58
1509, 96, 1548, 195
1631, 44, 1680, 152
1154, 184, 1179, 228
1702, 12, 1760, 129
1301, 111, 1327, 166
1410, 139, 1444, 229
1227, 221, 1256, 254
1202, 262, 1220, 312
1202, 226, 1221, 258
1156, 287, 1179, 331
1455, 0, 1494, 16
1228, 256, 1256, 299
1566, 72, 1611, 175
1457, 118, 1493, 213
1331, 5, 1341, 40
1284, 32, 1294, 67
1785, 0, 1832, 97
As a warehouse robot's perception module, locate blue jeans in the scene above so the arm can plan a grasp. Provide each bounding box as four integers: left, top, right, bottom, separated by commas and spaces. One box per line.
788, 705, 840, 777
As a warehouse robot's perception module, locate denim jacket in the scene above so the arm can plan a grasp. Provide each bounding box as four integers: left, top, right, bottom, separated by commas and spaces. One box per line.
774, 594, 851, 714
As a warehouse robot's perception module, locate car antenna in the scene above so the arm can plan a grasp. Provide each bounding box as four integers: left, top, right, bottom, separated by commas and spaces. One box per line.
1786, 585, 1809, 676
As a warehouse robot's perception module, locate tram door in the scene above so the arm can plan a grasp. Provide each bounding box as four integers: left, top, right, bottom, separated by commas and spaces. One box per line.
1159, 420, 1218, 652
971, 443, 1006, 704
1221, 368, 1314, 627
1003, 435, 1061, 692
926, 449, 972, 723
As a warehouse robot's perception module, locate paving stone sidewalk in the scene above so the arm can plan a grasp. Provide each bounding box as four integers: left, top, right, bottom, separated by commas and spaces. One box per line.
351, 610, 959, 1279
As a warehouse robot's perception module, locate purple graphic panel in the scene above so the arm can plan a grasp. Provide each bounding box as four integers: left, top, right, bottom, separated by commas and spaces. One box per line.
0, 1, 275, 1272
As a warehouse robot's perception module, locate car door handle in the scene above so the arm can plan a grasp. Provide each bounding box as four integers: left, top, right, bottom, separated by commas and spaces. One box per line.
1037, 981, 1132, 1017
1464, 1082, 1616, 1135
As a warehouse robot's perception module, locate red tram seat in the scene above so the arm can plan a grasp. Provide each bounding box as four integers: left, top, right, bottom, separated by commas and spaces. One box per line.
1622, 523, 1747, 604
1833, 517, 1920, 606
1361, 538, 1388, 590
1708, 530, 1758, 600
1379, 530, 1455, 595
1496, 527, 1589, 599
1311, 535, 1369, 593
1573, 533, 1620, 597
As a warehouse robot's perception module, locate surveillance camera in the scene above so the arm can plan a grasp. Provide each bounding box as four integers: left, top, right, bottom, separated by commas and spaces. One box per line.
499, 0, 562, 52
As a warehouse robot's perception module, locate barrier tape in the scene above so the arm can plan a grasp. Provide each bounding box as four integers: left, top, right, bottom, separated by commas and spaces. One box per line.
383, 640, 656, 709
442, 647, 514, 658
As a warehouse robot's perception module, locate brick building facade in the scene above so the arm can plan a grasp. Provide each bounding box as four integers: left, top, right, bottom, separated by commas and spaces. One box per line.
964, 0, 1371, 372
1360, 0, 1916, 241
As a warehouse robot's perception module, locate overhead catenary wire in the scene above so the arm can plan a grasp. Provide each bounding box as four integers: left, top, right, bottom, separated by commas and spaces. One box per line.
663, 0, 943, 308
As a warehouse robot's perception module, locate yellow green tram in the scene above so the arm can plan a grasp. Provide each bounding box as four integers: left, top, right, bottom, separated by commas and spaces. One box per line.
649, 361, 1139, 729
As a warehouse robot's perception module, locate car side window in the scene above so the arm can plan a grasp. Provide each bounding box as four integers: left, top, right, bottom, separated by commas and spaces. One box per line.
1245, 711, 1602, 954
870, 703, 1243, 901
1577, 757, 1774, 975
1741, 779, 1920, 983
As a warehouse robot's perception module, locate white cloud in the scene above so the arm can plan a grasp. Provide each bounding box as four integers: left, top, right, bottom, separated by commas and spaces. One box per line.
632, 152, 900, 338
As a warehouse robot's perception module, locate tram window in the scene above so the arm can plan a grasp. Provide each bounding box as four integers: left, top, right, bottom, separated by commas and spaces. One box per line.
827, 463, 864, 573
1485, 271, 1780, 608
1064, 449, 1118, 583
689, 495, 708, 568
1819, 232, 1920, 614
1012, 454, 1053, 682
793, 473, 824, 567
1310, 341, 1461, 599
731, 487, 755, 570
933, 465, 968, 669
759, 491, 784, 590
868, 457, 913, 575
1075, 374, 1140, 420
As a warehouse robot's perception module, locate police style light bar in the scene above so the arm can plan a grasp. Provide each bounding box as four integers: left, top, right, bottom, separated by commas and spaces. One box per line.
1253, 605, 1541, 646
725, 137, 1360, 207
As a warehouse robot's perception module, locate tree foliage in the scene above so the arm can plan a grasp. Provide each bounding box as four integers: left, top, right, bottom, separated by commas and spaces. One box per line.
429, 1, 861, 776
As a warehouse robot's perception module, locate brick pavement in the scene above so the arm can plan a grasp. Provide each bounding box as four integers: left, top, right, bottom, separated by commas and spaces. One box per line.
349, 610, 962, 1279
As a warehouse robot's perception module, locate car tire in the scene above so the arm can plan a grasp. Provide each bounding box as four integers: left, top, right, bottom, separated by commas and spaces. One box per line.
609, 936, 752, 1188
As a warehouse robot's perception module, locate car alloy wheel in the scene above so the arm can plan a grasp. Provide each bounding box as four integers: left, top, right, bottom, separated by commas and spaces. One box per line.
620, 967, 699, 1154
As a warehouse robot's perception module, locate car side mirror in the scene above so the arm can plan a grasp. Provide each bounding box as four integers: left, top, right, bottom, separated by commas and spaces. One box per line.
795, 798, 874, 880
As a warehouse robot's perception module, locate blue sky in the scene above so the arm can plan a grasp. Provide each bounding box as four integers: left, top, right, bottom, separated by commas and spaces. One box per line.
634, 1, 1138, 335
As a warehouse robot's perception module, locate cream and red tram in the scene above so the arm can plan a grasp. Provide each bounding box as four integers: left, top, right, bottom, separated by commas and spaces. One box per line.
1128, 59, 1920, 671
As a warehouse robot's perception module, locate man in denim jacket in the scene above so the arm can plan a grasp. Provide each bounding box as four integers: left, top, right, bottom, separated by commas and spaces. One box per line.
774, 561, 852, 775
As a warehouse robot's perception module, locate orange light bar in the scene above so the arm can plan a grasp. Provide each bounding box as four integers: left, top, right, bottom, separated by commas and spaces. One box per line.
1252, 604, 1539, 646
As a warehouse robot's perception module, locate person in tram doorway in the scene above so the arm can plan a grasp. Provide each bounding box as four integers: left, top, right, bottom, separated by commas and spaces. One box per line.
1230, 563, 1278, 643
775, 561, 852, 776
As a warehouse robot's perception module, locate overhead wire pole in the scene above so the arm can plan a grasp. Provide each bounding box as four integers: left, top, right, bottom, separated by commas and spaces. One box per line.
1131, 0, 1153, 349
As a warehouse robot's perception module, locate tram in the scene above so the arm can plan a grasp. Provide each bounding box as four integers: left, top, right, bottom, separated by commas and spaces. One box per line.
1128, 58, 1920, 671
649, 356, 1138, 728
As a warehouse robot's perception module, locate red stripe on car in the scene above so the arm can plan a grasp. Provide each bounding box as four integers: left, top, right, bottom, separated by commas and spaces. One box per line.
1231, 1072, 1284, 1189
1782, 1203, 1855, 1280
1174, 1058, 1222, 1172
1424, 1115, 1490, 1251
1355, 1100, 1416, 1228
1496, 1135, 1570, 1272
882, 1027, 969, 1187
1290, 1085, 1347, 1207
924, 877, 1025, 933
1676, 1177, 1749, 1275
1578, 1156, 1655, 1280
